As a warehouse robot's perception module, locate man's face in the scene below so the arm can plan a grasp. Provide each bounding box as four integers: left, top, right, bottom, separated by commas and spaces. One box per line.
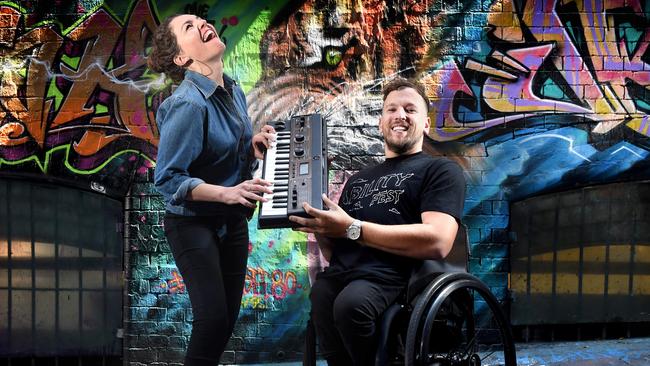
170, 15, 225, 67
379, 87, 431, 157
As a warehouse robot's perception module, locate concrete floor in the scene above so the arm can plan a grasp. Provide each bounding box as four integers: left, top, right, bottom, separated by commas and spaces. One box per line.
513, 337, 650, 365
238, 337, 650, 365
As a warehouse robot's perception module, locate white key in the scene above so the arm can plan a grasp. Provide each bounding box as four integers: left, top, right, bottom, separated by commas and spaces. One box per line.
260, 133, 290, 217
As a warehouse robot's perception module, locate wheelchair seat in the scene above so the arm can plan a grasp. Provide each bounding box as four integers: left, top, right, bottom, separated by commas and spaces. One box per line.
304, 225, 517, 366
403, 225, 469, 304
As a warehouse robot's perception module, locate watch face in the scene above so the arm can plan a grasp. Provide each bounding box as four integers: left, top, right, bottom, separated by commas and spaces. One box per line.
347, 225, 361, 240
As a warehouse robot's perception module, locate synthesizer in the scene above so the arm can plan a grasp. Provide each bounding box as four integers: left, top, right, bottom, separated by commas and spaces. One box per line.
258, 114, 327, 229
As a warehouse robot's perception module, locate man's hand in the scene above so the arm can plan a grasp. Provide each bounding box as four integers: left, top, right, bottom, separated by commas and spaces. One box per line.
252, 124, 276, 159
288, 194, 354, 238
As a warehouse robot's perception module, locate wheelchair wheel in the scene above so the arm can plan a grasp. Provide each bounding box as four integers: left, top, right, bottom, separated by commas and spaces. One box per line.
404, 273, 516, 366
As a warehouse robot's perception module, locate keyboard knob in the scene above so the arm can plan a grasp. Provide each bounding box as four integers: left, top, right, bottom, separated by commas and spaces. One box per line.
295, 134, 305, 143
294, 147, 305, 157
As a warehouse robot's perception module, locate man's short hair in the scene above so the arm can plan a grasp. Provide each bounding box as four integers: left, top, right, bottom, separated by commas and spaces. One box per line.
382, 78, 431, 113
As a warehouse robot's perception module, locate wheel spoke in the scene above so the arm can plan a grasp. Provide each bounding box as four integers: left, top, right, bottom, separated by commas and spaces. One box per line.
462, 332, 478, 355
481, 348, 497, 360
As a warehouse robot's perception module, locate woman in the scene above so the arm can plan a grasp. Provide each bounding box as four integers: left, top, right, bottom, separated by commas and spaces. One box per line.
148, 14, 275, 365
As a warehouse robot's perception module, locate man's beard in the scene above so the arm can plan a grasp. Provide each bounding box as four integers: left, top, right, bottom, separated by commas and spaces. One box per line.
385, 134, 418, 155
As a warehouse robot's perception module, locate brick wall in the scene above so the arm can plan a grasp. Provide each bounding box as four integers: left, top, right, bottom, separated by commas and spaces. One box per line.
124, 171, 185, 364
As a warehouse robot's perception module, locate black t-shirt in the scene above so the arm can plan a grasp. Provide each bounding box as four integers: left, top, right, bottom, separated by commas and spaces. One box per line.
327, 152, 466, 283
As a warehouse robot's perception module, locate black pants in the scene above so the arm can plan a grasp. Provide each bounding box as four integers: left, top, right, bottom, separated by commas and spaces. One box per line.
310, 271, 405, 366
164, 213, 249, 366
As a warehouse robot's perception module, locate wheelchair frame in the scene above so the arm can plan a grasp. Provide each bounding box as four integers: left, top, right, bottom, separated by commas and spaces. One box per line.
303, 225, 517, 366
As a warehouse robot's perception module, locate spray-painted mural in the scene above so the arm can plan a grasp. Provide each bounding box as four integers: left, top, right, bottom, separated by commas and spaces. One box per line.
1, 0, 649, 363
247, 0, 650, 307
0, 0, 165, 196
421, 0, 650, 299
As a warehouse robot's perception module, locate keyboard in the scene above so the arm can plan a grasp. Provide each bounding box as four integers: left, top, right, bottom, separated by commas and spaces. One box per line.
258, 114, 327, 229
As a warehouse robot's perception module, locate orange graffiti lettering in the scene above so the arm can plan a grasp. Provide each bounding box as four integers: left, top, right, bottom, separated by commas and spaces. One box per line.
0, 0, 162, 171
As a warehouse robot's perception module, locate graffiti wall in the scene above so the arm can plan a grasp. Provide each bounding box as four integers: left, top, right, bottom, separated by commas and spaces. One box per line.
0, 0, 162, 196
1, 0, 649, 363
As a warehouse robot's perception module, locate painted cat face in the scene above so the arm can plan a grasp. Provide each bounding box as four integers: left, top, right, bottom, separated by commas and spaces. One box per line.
247, 0, 433, 169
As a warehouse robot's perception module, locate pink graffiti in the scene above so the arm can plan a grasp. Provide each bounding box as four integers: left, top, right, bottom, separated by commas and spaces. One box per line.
244, 267, 299, 300
428, 0, 650, 141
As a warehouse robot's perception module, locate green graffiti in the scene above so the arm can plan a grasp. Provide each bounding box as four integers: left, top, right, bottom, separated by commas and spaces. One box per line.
541, 77, 568, 101
46, 79, 64, 111
0, 143, 154, 175
61, 54, 81, 70
618, 22, 644, 57
95, 103, 109, 114
224, 9, 272, 92
633, 97, 650, 113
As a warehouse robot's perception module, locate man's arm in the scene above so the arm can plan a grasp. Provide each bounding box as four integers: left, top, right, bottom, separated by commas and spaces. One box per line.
289, 194, 458, 260
314, 233, 334, 261
359, 211, 458, 259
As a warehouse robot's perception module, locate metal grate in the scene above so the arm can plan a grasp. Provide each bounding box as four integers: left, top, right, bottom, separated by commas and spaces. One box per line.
0, 355, 122, 365
509, 181, 650, 341
0, 179, 123, 359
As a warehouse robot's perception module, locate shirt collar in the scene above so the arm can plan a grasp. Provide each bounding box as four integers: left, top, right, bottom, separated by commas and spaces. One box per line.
184, 70, 237, 99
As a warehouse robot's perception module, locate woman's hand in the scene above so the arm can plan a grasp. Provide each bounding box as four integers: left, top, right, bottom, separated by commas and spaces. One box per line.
220, 178, 273, 208
252, 124, 276, 160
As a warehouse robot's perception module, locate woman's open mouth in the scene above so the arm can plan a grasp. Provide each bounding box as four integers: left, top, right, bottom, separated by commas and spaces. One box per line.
202, 29, 216, 42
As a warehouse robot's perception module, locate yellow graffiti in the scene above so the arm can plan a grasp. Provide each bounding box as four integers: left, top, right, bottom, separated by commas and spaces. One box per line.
241, 296, 267, 310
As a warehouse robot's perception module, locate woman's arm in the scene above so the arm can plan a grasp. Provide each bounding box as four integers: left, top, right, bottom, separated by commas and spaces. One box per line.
154, 99, 206, 205
154, 99, 273, 206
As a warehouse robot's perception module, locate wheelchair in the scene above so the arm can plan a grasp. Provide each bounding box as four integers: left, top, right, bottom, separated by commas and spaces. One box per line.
303, 225, 517, 366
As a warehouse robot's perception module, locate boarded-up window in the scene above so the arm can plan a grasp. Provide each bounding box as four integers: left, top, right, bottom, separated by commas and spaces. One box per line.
0, 179, 123, 357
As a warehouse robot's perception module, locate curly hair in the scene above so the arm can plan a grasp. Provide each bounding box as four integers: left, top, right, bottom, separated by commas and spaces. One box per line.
147, 14, 186, 83
382, 77, 431, 113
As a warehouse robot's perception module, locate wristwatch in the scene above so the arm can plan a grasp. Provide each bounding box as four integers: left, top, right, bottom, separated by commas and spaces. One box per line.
346, 219, 362, 240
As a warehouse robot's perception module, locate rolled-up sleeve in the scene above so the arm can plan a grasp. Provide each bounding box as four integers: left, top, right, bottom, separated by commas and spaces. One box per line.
154, 97, 206, 205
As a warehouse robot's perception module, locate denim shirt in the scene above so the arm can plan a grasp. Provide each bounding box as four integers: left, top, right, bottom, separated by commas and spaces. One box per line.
154, 70, 257, 216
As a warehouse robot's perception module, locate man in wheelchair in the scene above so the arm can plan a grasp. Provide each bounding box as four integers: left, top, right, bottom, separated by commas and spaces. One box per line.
289, 78, 466, 366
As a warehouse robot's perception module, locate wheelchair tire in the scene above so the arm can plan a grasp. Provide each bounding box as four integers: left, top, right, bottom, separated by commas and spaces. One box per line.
404, 273, 516, 366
